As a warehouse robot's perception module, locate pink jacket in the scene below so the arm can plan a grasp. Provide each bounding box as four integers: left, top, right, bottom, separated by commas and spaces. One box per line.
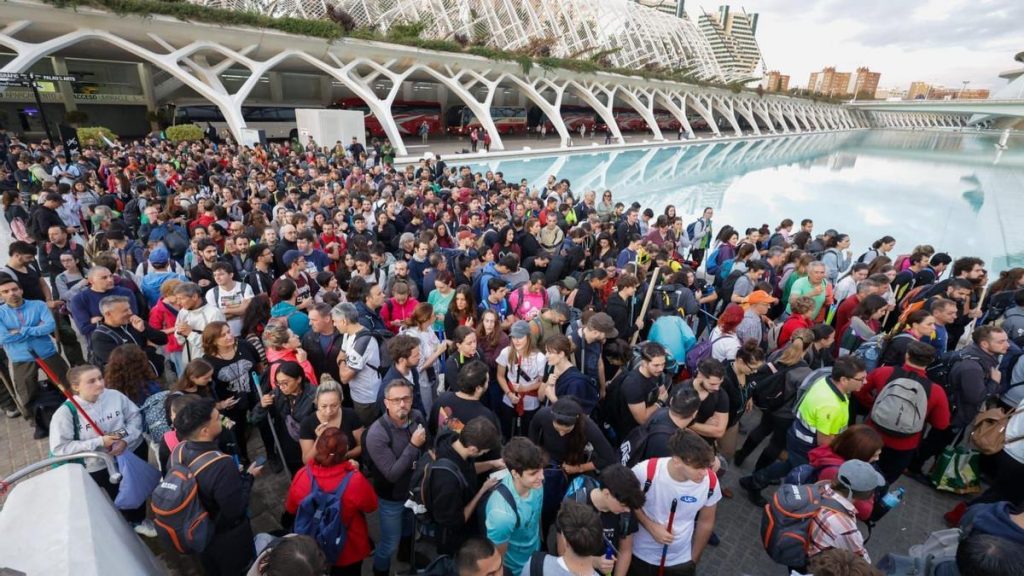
380, 297, 419, 335
266, 347, 319, 388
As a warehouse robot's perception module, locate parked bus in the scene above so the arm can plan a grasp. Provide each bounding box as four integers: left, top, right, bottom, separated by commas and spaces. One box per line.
447, 105, 528, 135
173, 103, 301, 140
331, 98, 444, 137
593, 108, 689, 133
531, 105, 599, 133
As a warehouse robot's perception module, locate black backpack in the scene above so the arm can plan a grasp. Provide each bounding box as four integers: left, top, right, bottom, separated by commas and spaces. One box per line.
619, 417, 676, 468
151, 443, 231, 554
926, 350, 982, 409
750, 362, 800, 412
715, 269, 745, 313
354, 329, 393, 378
477, 481, 522, 536
407, 448, 467, 523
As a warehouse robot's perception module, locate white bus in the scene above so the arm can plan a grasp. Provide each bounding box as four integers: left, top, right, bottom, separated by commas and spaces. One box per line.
173, 103, 302, 140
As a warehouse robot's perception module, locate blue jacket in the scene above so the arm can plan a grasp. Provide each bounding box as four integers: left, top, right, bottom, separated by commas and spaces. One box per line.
962, 502, 1024, 546
69, 286, 138, 339
476, 262, 503, 304
555, 367, 599, 416
0, 300, 58, 362
140, 271, 188, 308
270, 301, 310, 338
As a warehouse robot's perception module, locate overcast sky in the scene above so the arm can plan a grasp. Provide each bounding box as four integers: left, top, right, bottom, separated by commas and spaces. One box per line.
694, 0, 1022, 91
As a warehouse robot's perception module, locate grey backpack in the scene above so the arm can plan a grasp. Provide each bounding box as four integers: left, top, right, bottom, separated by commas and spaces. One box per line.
870, 368, 931, 437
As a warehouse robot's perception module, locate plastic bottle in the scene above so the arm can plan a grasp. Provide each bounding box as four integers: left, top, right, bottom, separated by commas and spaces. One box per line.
880, 487, 905, 510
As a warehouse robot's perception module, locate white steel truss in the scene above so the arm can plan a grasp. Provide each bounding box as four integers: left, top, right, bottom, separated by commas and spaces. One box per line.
0, 0, 864, 156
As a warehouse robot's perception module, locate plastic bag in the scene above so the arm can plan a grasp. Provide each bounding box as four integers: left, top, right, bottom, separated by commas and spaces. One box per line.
114, 450, 162, 510
929, 444, 980, 495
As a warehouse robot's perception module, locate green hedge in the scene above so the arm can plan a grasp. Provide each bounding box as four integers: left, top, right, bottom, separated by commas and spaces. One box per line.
77, 126, 118, 146
165, 123, 204, 142
42, 0, 764, 94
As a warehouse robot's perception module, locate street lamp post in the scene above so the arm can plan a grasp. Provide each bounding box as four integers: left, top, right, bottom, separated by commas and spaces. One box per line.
958, 80, 970, 100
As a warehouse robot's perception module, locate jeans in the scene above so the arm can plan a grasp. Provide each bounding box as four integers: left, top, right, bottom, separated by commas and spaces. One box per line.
374, 498, 414, 571
752, 424, 813, 489
628, 556, 696, 576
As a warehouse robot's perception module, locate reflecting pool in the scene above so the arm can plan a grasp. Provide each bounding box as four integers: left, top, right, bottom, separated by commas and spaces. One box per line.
467, 130, 1024, 274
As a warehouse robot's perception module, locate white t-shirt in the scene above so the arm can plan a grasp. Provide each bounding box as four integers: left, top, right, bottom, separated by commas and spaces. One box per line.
1006, 397, 1024, 465
709, 328, 740, 362
496, 348, 547, 411
631, 458, 721, 566
205, 282, 254, 336
342, 332, 381, 405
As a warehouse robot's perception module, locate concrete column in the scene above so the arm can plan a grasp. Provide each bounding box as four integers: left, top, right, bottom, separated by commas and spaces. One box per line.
268, 72, 284, 102
51, 56, 77, 112
319, 76, 332, 106
138, 62, 157, 112
402, 81, 414, 101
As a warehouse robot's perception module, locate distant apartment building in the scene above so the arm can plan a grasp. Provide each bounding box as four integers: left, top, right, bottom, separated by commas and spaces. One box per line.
852, 67, 881, 99
807, 67, 852, 97
907, 81, 931, 100
696, 5, 762, 79
875, 86, 907, 100
763, 70, 790, 92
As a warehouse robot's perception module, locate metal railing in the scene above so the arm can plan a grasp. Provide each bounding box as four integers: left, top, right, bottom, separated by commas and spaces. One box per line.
1, 452, 121, 495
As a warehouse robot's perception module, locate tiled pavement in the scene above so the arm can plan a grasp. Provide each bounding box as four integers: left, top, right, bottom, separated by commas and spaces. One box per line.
1, 406, 963, 576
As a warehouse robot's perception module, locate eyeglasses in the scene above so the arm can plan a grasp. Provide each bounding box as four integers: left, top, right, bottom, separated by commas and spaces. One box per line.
386, 396, 413, 405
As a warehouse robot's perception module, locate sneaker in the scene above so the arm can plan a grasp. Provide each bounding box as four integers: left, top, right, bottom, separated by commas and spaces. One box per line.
4, 408, 20, 418
133, 520, 158, 538
739, 475, 767, 507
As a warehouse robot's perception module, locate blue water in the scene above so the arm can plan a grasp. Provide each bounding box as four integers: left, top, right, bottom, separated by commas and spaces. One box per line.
467, 130, 1024, 274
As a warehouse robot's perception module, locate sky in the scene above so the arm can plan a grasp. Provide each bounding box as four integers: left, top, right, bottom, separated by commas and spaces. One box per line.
692, 0, 1023, 91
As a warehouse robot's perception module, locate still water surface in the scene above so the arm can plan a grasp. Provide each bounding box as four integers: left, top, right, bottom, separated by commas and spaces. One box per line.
468, 130, 1024, 274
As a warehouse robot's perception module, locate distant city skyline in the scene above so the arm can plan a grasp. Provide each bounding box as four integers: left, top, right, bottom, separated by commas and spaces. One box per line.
686, 0, 1021, 90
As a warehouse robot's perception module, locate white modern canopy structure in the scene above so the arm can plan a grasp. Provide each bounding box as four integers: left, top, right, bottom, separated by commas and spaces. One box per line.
0, 0, 865, 156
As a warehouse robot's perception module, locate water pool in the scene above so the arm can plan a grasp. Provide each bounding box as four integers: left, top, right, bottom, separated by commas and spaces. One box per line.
467, 130, 1024, 274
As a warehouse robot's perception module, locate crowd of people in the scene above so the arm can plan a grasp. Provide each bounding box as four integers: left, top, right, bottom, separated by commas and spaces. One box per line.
1, 129, 1023, 576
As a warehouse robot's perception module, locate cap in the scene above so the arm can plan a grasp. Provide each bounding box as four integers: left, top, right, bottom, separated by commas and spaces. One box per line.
559, 277, 578, 291
43, 192, 64, 204
744, 290, 778, 306
510, 321, 532, 339
587, 312, 619, 339
550, 301, 572, 320
283, 249, 303, 267
836, 460, 884, 492
148, 246, 170, 266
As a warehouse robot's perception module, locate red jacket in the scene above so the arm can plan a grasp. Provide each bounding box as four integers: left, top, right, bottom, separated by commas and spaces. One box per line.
149, 298, 182, 353
854, 364, 950, 450
832, 295, 861, 355
808, 445, 873, 521
777, 314, 813, 348
285, 461, 378, 567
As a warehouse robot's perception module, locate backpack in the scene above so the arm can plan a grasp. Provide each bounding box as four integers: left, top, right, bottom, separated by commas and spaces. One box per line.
685, 334, 734, 375
161, 226, 189, 260
9, 216, 32, 242
969, 405, 1024, 456
705, 246, 723, 276
619, 418, 676, 468
293, 468, 353, 562
151, 443, 231, 554
750, 362, 793, 412
851, 334, 889, 372
596, 369, 629, 443
998, 341, 1024, 390
925, 350, 982, 405
685, 219, 701, 243
510, 282, 548, 319
479, 481, 521, 534
869, 368, 932, 437
760, 482, 847, 568
407, 449, 467, 523
353, 329, 392, 378
715, 269, 744, 313
857, 249, 879, 264
784, 463, 825, 486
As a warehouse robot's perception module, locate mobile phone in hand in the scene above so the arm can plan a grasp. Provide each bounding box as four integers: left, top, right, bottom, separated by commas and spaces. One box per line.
252, 455, 268, 468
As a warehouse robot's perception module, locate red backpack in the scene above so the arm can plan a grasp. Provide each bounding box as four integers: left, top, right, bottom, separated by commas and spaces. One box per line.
150, 443, 230, 554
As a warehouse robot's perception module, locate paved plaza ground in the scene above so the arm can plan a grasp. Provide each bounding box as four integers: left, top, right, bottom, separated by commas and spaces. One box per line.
1, 404, 962, 575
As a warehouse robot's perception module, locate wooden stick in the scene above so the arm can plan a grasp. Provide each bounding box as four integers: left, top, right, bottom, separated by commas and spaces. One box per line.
632, 267, 661, 345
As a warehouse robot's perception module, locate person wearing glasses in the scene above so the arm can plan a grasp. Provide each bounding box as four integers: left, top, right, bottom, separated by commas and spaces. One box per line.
740, 356, 868, 507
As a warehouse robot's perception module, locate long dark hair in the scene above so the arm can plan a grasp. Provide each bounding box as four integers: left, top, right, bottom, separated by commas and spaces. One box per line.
241, 293, 272, 337
551, 398, 589, 466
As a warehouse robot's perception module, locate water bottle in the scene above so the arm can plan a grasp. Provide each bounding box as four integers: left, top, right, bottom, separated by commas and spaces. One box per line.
880, 487, 905, 510
604, 541, 615, 576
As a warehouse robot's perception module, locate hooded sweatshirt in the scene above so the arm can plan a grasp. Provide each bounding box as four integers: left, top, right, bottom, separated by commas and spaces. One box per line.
270, 301, 310, 337
962, 502, 1024, 546
49, 389, 143, 473
175, 303, 226, 362
808, 444, 873, 521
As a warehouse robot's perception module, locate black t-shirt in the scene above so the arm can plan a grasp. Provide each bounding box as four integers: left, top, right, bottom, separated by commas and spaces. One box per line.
428, 391, 502, 448
3, 263, 45, 301
203, 340, 261, 413
721, 363, 745, 427
619, 369, 660, 437
563, 476, 638, 546
298, 407, 363, 451
528, 407, 617, 470
639, 408, 679, 460
692, 381, 729, 445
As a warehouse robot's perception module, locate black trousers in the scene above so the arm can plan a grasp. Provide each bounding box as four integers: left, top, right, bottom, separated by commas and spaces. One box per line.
878, 445, 918, 486
909, 426, 958, 475
628, 555, 696, 576
971, 450, 1024, 508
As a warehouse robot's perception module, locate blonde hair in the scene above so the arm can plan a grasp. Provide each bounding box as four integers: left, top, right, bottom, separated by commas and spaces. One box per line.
778, 328, 814, 365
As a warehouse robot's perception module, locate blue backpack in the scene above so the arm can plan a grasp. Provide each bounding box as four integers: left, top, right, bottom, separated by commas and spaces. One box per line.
706, 246, 722, 275
294, 469, 353, 562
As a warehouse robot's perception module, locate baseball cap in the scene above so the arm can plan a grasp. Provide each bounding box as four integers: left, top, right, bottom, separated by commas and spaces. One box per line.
510, 321, 532, 339
836, 460, 884, 493
148, 246, 170, 266
587, 312, 619, 340
559, 277, 578, 291
744, 290, 778, 306
282, 249, 303, 267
